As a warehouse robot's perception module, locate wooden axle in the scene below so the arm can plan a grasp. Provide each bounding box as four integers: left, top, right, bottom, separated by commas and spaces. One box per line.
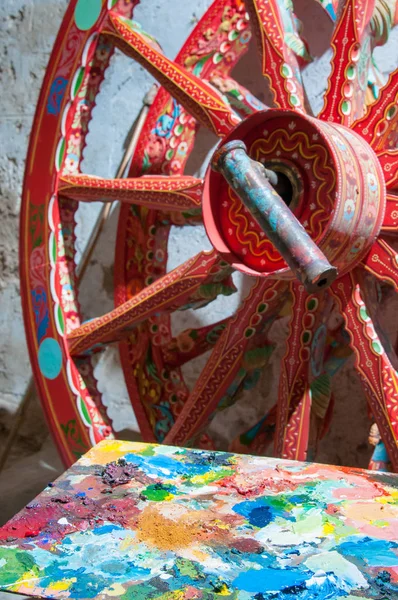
211, 140, 337, 293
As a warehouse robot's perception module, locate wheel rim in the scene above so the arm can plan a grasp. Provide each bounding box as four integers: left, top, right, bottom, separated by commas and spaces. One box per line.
21, 0, 398, 469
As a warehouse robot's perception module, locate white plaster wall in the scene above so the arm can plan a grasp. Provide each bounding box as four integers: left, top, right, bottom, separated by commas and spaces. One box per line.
0, 0, 398, 527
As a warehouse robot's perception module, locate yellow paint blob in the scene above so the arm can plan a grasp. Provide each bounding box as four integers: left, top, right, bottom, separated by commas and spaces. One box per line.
170, 591, 185, 600
217, 583, 231, 595
189, 469, 231, 485
375, 490, 398, 505
48, 579, 74, 592
14, 570, 40, 593
213, 519, 230, 531
323, 522, 335, 535
81, 440, 147, 465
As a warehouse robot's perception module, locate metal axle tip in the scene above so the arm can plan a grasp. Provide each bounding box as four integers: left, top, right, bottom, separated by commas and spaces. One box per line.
304, 266, 338, 294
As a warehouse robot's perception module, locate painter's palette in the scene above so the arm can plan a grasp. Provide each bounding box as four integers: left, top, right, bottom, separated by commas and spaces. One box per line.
1, 442, 398, 599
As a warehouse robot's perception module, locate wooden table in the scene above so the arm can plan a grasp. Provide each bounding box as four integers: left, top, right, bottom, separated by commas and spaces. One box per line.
0, 440, 398, 599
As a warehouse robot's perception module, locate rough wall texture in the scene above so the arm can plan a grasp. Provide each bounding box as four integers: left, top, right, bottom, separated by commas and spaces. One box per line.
0, 0, 397, 525
0, 0, 69, 458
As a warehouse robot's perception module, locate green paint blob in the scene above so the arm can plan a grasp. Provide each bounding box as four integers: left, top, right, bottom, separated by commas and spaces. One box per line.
371, 340, 383, 355
74, 0, 102, 31
307, 298, 317, 311
72, 67, 85, 98
121, 583, 159, 600
281, 64, 292, 77
51, 232, 57, 264
56, 138, 66, 171
141, 483, 175, 501
341, 100, 351, 115
372, 519, 390, 527
346, 65, 355, 79
257, 302, 268, 313
57, 304, 65, 334
78, 397, 92, 425
187, 467, 235, 486
0, 548, 37, 587
175, 558, 202, 580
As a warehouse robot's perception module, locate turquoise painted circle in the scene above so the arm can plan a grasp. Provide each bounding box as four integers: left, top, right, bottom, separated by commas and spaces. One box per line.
38, 338, 63, 380
74, 0, 102, 31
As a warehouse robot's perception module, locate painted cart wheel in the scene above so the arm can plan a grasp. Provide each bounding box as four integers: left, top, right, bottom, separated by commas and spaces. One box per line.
21, 0, 398, 469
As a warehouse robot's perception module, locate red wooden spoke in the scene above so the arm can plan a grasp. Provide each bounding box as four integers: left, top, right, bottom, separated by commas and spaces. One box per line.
103, 13, 240, 137
161, 319, 229, 368
274, 283, 310, 460
244, 0, 308, 111
362, 238, 398, 290
207, 72, 268, 117
165, 279, 289, 445
354, 68, 398, 151
380, 194, 398, 233
58, 174, 203, 212
281, 389, 312, 460
377, 149, 398, 191
275, 283, 335, 460
331, 271, 398, 471
319, 0, 375, 126
67, 251, 232, 356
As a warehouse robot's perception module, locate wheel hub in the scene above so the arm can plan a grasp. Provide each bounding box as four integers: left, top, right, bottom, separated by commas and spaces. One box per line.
203, 109, 386, 280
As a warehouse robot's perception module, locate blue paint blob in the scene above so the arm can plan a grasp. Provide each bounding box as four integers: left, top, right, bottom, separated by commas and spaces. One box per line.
233, 498, 271, 527
41, 566, 109, 599
289, 494, 313, 506
47, 77, 68, 115
233, 567, 309, 593
247, 506, 272, 528
339, 537, 398, 567
124, 452, 214, 480
38, 337, 63, 380
233, 494, 300, 526
92, 524, 122, 536
65, 573, 108, 599
31, 286, 49, 343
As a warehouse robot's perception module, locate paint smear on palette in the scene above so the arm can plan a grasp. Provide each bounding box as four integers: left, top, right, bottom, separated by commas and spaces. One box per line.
0, 440, 398, 599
